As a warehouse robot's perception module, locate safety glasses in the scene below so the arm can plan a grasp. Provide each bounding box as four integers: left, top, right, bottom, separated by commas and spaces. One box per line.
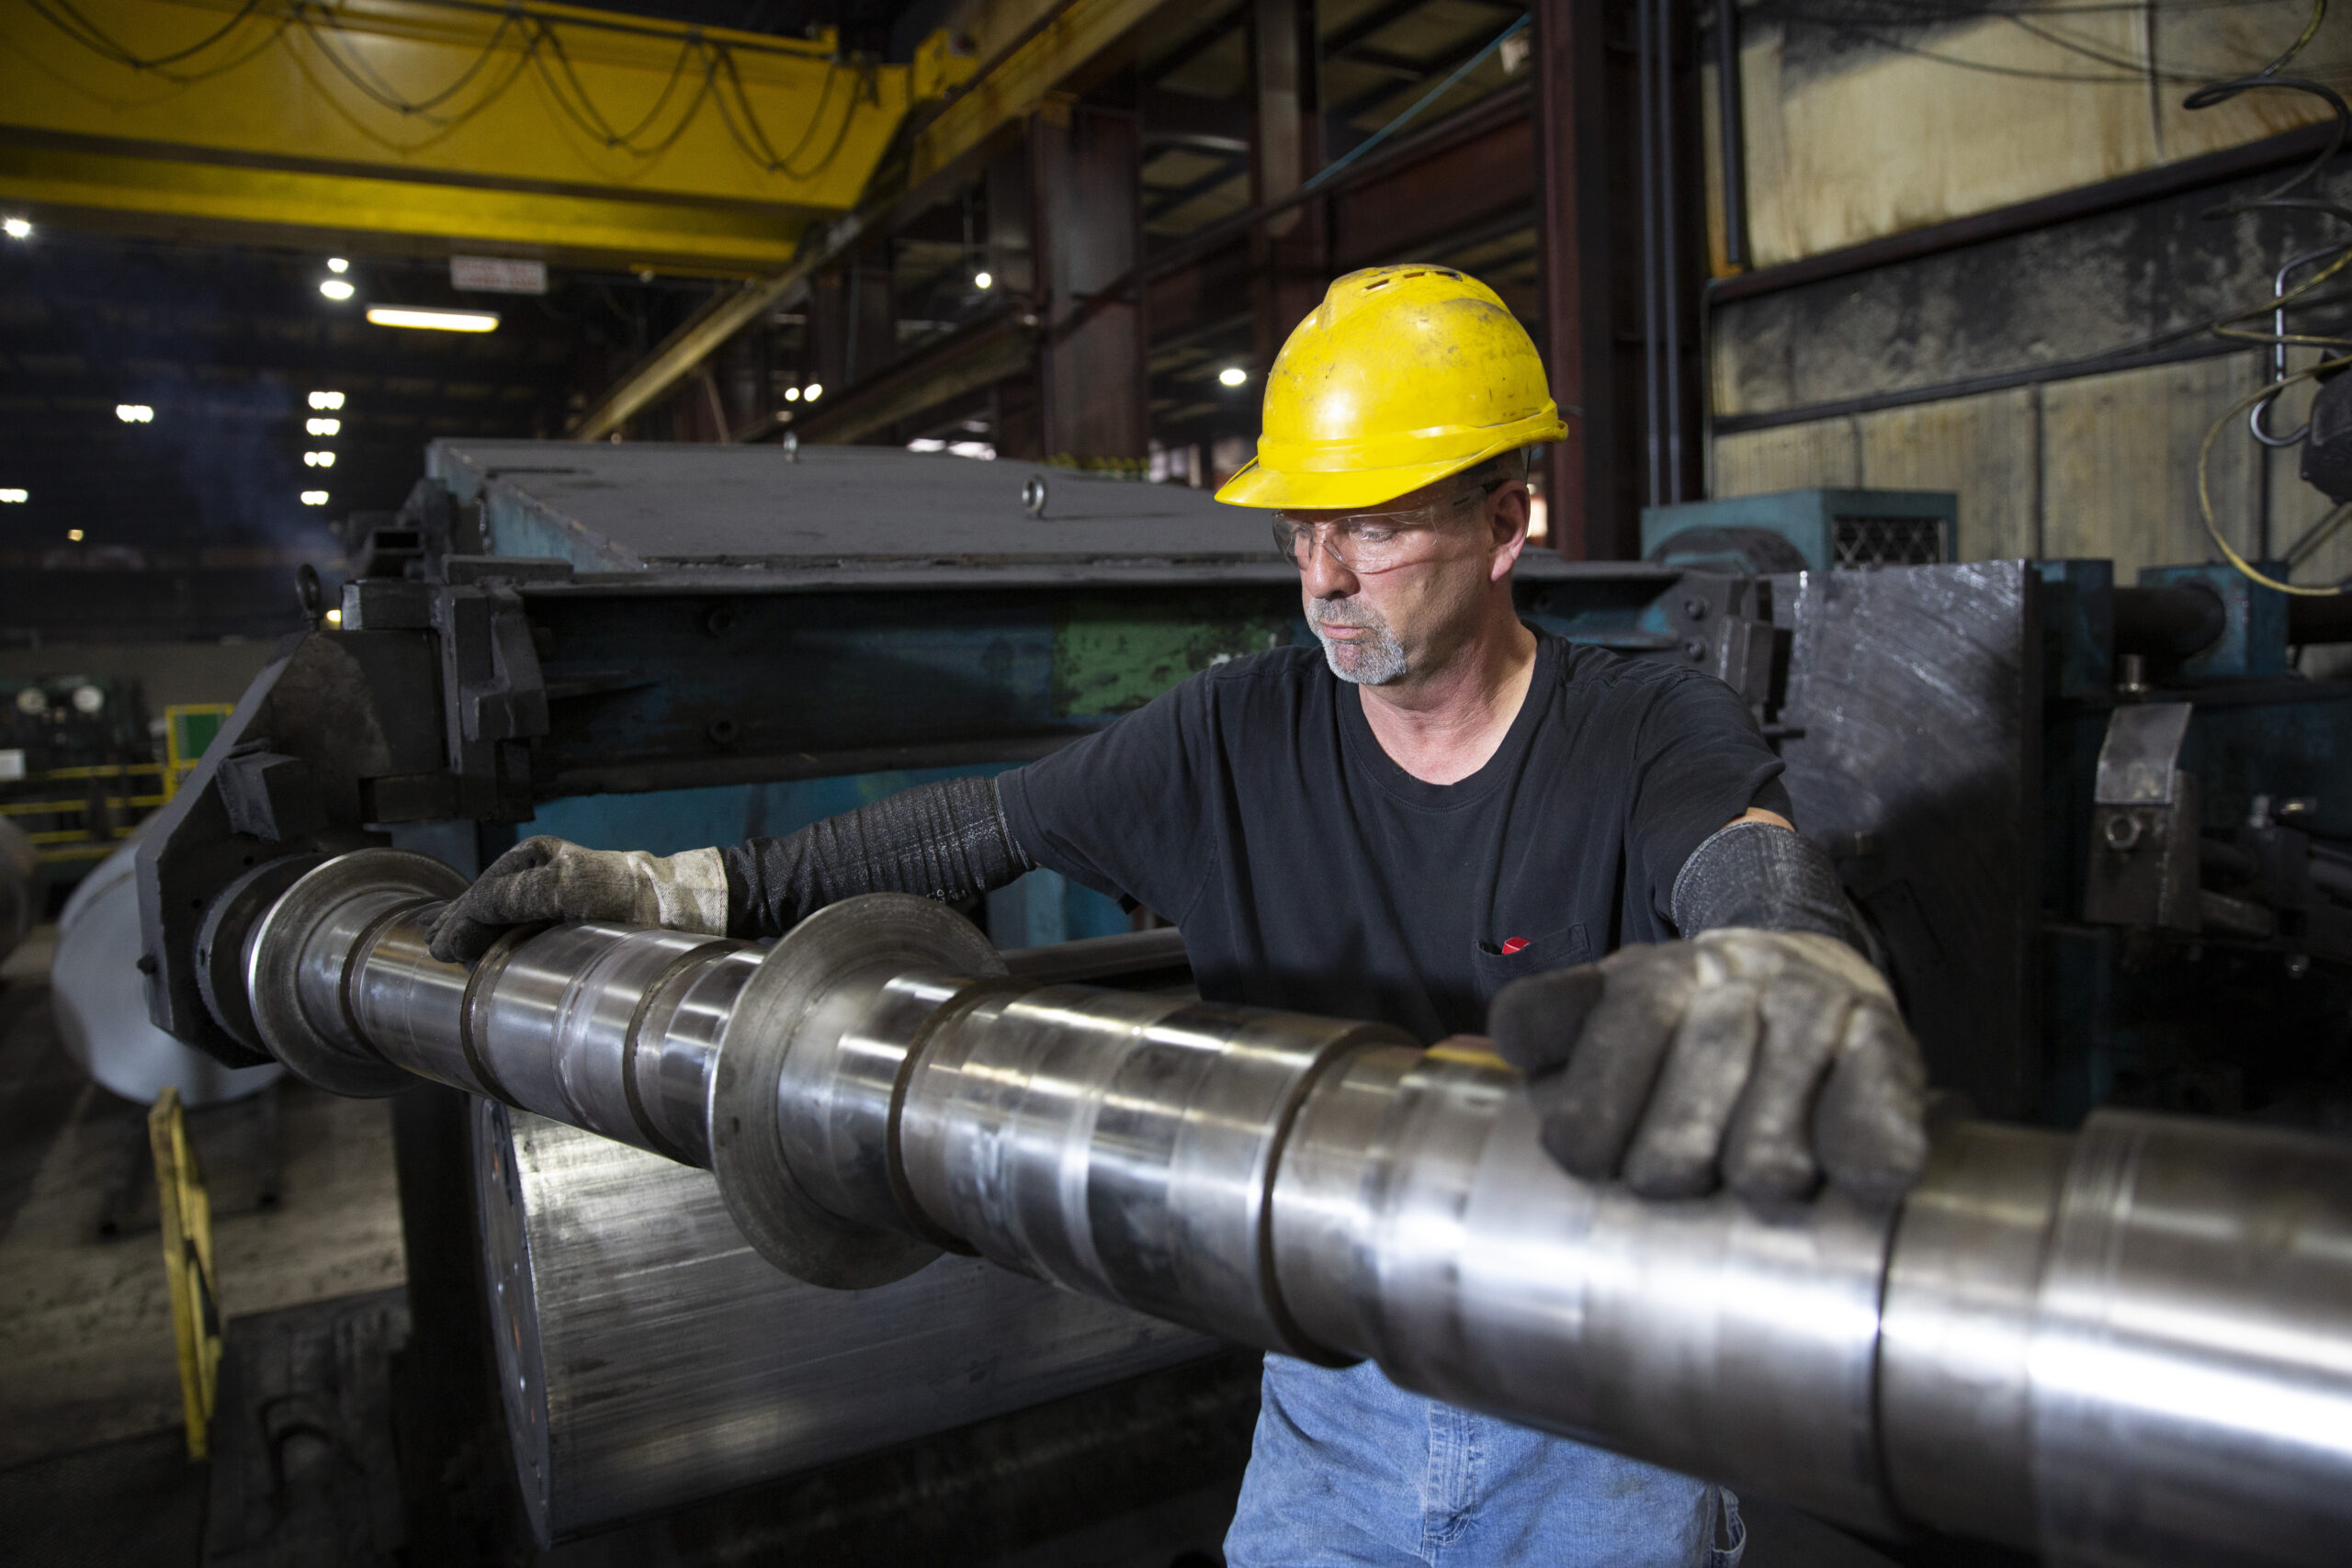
1270, 488, 1484, 573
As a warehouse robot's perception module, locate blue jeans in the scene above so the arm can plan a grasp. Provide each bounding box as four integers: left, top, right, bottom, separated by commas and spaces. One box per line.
1225, 1356, 1746, 1568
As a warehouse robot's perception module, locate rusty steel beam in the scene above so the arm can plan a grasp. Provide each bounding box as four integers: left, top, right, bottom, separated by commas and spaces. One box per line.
1250, 0, 1328, 364
571, 0, 1169, 442
797, 310, 1038, 446
1037, 106, 1149, 462
1328, 111, 1533, 271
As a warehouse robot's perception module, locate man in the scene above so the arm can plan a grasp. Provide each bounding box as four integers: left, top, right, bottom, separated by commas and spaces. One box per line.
431, 265, 1927, 1568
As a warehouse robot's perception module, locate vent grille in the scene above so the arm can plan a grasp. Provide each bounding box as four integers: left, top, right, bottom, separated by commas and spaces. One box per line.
1832, 514, 1944, 567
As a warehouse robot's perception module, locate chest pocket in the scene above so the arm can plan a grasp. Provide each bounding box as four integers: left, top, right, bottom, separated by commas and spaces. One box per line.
1470, 922, 1592, 997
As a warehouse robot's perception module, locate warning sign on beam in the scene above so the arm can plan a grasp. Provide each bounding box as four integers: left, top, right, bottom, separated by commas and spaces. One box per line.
450, 256, 548, 295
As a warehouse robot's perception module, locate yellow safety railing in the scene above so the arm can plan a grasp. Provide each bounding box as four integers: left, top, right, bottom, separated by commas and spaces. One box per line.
0, 703, 234, 866
150, 1088, 222, 1461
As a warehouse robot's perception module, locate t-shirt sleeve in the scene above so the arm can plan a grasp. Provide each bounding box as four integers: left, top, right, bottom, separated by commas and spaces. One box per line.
995, 676, 1219, 923
1626, 671, 1792, 925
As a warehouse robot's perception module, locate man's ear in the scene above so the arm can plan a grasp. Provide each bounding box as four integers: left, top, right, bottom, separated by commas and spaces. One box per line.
1487, 482, 1531, 582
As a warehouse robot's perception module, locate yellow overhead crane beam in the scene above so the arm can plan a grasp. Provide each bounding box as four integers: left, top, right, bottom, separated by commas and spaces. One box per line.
0, 0, 978, 271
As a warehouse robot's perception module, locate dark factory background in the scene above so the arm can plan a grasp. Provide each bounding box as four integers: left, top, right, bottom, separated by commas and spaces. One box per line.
2, 0, 2349, 1565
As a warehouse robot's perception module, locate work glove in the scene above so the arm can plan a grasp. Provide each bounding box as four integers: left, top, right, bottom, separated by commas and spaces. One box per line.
1487, 929, 1928, 1206
427, 837, 729, 964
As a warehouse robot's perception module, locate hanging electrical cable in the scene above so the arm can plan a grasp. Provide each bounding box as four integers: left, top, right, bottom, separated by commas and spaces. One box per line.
710, 46, 874, 179
2200, 356, 2352, 596
534, 23, 712, 152
29, 0, 267, 72
1753, 0, 2349, 86
2178, 0, 2352, 595
28, 0, 289, 86
293, 7, 534, 129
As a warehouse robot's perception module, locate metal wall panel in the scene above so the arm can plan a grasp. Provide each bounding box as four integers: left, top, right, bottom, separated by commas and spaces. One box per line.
2041, 355, 2266, 579
1712, 363, 2290, 577
1853, 389, 2041, 563
1712, 418, 1860, 502
1716, 6, 2346, 269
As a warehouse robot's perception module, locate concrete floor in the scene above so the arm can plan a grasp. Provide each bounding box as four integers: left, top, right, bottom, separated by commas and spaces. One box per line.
0, 924, 406, 1482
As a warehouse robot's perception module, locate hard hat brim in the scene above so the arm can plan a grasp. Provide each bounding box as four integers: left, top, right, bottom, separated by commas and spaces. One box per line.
1212, 419, 1566, 512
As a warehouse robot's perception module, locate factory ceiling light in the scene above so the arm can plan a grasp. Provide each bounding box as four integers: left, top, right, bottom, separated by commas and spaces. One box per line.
0, 489, 27, 502
306, 418, 340, 437
327, 258, 350, 274
309, 390, 345, 410
115, 404, 153, 423
320, 279, 355, 301
366, 306, 501, 333
300, 490, 330, 505
1219, 367, 1248, 387
3, 219, 29, 241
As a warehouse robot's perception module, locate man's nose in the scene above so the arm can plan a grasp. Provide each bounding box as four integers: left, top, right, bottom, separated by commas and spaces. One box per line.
1301, 536, 1357, 597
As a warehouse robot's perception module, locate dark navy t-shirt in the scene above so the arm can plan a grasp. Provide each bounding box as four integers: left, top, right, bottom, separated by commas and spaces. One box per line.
998, 630, 1791, 1043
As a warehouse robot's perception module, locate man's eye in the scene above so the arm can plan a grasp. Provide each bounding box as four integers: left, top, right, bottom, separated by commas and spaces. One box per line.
1348, 525, 1398, 545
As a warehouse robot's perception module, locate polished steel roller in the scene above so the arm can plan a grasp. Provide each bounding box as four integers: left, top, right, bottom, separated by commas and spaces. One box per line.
219, 848, 2352, 1565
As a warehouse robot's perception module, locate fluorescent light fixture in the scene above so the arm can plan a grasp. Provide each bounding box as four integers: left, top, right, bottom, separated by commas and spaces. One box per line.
326, 257, 349, 274
0, 489, 25, 502
784, 386, 800, 402
3, 219, 29, 241
304, 451, 335, 468
320, 279, 356, 301
67, 528, 83, 541
115, 403, 153, 423
1219, 367, 1248, 387
309, 390, 345, 411
300, 490, 330, 505
804, 382, 823, 401
974, 270, 993, 289
908, 438, 996, 460
306, 417, 340, 437
366, 306, 499, 333
324, 606, 344, 626
449, 255, 547, 295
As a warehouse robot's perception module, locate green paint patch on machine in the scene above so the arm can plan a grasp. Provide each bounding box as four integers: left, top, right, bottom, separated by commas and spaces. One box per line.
1051, 596, 1295, 716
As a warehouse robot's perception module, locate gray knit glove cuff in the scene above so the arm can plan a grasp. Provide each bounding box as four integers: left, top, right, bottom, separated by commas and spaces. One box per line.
1670, 818, 1878, 962
719, 775, 1035, 940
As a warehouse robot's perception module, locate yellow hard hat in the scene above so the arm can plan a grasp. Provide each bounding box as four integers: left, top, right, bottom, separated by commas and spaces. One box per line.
1215, 265, 1567, 512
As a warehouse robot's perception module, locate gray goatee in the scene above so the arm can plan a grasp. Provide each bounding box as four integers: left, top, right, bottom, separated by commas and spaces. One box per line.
1306, 600, 1409, 685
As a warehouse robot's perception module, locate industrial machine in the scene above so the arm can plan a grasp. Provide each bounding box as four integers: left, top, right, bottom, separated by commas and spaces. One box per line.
51, 832, 283, 1106
1, 672, 160, 887
133, 447, 2352, 1561
202, 855, 2352, 1566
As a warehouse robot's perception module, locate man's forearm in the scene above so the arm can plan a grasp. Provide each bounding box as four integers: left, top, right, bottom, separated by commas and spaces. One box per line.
1669, 818, 1877, 961
720, 775, 1037, 939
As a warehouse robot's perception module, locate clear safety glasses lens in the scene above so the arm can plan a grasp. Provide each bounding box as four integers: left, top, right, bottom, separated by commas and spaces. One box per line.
1271, 491, 1481, 571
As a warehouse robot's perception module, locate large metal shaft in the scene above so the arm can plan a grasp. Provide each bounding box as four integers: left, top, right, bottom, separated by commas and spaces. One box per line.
225, 849, 2352, 1565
